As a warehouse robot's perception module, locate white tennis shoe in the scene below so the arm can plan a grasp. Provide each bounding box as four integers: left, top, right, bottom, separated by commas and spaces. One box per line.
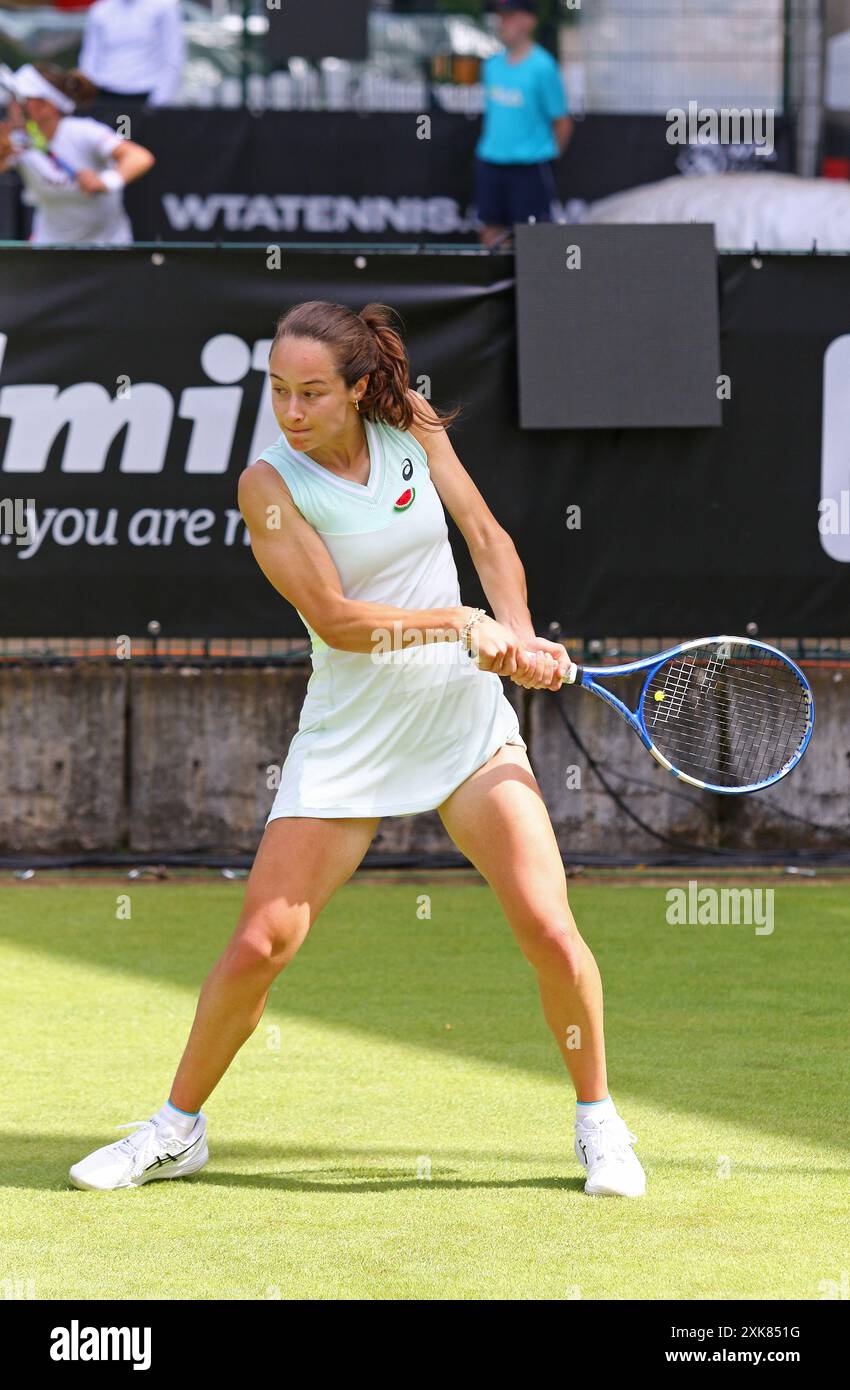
574, 1113, 646, 1197
69, 1111, 208, 1191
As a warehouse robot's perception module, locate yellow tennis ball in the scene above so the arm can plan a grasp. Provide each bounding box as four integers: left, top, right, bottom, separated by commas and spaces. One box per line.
654, 691, 665, 702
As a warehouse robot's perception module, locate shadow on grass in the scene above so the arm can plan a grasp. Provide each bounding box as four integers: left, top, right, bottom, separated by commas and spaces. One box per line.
186, 1172, 584, 1195
0, 1131, 585, 1196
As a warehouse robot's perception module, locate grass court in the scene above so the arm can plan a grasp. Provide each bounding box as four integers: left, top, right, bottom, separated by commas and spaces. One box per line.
1, 874, 847, 1300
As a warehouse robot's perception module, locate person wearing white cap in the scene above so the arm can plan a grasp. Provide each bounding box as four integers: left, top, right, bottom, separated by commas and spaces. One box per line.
0, 63, 155, 244
78, 0, 185, 106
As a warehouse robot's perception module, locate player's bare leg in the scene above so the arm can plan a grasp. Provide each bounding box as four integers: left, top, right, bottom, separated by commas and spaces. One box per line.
169, 814, 381, 1113
69, 814, 379, 1189
69, 815, 381, 1189
437, 742, 645, 1196
436, 742, 607, 1098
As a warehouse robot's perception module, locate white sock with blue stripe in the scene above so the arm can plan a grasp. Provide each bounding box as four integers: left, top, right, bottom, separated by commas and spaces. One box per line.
158, 1099, 200, 1137
575, 1094, 617, 1125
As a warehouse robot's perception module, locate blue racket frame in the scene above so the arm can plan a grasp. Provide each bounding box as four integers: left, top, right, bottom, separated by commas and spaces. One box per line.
564, 634, 815, 794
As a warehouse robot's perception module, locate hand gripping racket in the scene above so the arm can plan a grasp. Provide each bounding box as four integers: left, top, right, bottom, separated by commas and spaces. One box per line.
537, 635, 814, 794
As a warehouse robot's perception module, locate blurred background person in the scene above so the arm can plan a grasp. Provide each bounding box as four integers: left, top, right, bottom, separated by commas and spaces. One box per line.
0, 63, 155, 243
78, 0, 185, 106
475, 0, 573, 247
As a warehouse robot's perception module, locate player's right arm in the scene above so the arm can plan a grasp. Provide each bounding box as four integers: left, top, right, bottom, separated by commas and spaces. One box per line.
238, 460, 476, 655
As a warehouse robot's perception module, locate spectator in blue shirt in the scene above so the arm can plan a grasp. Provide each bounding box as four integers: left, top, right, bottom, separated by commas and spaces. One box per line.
476, 0, 573, 246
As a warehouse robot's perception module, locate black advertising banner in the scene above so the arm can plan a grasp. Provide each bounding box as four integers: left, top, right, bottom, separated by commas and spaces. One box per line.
0, 246, 848, 638
6, 109, 790, 246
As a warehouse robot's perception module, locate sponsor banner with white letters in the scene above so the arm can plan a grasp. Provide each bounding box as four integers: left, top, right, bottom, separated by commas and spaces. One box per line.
0, 246, 846, 637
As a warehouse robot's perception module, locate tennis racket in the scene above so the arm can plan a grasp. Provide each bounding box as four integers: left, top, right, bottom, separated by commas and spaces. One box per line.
531, 635, 814, 794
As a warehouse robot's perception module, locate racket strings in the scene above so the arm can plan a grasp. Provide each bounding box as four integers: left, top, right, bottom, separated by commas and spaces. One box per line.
654, 669, 803, 783
642, 643, 811, 788
669, 676, 802, 783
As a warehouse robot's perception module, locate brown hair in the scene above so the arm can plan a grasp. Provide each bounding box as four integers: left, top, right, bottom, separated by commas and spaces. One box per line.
269, 300, 460, 432
34, 65, 97, 111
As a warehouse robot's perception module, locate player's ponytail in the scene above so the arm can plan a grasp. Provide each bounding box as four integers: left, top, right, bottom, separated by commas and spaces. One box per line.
269, 299, 460, 432
356, 303, 460, 431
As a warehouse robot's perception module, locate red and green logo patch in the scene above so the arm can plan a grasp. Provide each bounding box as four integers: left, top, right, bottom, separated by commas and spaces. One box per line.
393, 487, 415, 512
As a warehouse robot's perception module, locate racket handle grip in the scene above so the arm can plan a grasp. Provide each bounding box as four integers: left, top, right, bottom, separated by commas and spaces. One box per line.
520, 650, 580, 684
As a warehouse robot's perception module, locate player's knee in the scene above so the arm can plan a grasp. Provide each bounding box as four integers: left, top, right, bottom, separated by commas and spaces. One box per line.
520, 919, 583, 981
226, 906, 308, 976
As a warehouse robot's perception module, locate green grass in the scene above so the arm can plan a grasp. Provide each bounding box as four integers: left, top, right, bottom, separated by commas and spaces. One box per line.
0, 877, 848, 1300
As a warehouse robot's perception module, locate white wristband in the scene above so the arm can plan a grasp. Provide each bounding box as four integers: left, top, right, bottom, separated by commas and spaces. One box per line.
99, 168, 125, 192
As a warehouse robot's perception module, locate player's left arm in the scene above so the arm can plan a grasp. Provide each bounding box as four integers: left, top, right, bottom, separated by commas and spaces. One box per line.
406, 390, 569, 684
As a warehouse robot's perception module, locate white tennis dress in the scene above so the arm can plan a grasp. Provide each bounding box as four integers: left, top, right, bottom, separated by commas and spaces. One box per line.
258, 416, 527, 820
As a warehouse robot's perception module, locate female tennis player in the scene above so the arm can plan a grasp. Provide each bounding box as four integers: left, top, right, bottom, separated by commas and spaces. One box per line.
0, 63, 154, 245
69, 301, 646, 1199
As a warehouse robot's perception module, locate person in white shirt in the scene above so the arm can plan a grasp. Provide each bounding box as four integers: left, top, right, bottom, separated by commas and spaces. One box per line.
0, 63, 155, 244
78, 0, 185, 106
